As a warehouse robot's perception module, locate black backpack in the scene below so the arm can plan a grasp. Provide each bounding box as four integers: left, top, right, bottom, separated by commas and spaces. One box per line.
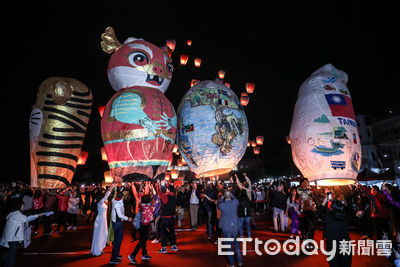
238, 193, 251, 217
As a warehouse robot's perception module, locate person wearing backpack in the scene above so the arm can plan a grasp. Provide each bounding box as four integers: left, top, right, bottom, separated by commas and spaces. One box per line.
237, 188, 252, 239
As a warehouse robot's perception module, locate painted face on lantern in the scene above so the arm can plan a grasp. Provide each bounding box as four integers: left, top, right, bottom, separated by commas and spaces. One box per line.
107, 38, 173, 93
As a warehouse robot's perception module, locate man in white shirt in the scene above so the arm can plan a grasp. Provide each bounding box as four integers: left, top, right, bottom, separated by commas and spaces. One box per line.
189, 183, 200, 230
109, 191, 132, 265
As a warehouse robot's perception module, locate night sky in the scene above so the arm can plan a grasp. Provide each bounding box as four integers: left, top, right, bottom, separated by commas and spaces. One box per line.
2, 1, 397, 183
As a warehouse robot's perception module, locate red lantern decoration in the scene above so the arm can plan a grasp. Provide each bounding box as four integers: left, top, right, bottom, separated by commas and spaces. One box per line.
246, 82, 255, 93
253, 147, 260, 155
166, 39, 176, 52
194, 58, 202, 67
187, 40, 192, 46
77, 151, 89, 165
180, 54, 189, 65
240, 95, 249, 106
218, 70, 226, 80
256, 136, 264, 145
191, 79, 200, 87
98, 106, 105, 117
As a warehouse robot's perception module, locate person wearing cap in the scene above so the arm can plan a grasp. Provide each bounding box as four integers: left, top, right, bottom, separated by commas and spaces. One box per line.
109, 188, 133, 265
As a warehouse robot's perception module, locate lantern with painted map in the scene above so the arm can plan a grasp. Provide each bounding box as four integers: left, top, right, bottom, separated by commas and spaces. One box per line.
100, 27, 177, 182
177, 80, 248, 177
289, 64, 361, 186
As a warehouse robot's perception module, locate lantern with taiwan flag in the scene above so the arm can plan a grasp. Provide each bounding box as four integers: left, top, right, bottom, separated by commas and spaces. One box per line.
288, 64, 361, 186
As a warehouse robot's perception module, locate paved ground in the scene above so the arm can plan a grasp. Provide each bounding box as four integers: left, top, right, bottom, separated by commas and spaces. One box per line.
0, 212, 391, 266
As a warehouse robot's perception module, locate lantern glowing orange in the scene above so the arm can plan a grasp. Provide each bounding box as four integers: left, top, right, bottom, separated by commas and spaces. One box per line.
98, 106, 105, 117
101, 147, 108, 161
172, 144, 179, 153
77, 151, 89, 165
166, 39, 176, 52
224, 82, 230, 88
256, 136, 264, 145
180, 54, 189, 65
194, 58, 202, 67
218, 70, 226, 80
191, 79, 200, 87
165, 172, 171, 180
171, 169, 179, 179
241, 92, 248, 97
240, 95, 249, 106
187, 40, 192, 46
246, 82, 255, 93
253, 147, 260, 155
251, 140, 257, 148
104, 171, 113, 183
247, 141, 251, 147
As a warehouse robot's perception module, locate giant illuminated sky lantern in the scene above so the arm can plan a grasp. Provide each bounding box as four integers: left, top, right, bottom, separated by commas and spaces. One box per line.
29, 77, 92, 188
100, 27, 177, 182
289, 64, 361, 186
177, 80, 248, 177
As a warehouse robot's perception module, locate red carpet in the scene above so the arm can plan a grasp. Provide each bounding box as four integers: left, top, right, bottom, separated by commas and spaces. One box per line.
1, 213, 389, 266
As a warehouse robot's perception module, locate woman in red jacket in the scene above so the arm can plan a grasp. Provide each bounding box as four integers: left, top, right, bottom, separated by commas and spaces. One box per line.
128, 188, 154, 264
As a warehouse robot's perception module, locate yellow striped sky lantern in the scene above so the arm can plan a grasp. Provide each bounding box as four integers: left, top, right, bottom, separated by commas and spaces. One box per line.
218, 70, 226, 80
245, 82, 255, 93
180, 54, 189, 65
253, 146, 260, 155
256, 136, 264, 145
29, 77, 92, 189
77, 151, 89, 165
166, 39, 176, 52
240, 95, 249, 106
289, 64, 361, 186
104, 171, 113, 183
194, 57, 202, 67
187, 40, 192, 46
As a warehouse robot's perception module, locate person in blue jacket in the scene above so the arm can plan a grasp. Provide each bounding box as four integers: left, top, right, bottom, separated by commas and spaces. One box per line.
218, 190, 243, 267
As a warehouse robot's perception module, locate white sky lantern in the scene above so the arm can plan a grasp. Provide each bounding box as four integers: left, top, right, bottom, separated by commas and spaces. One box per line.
289, 64, 361, 186
177, 80, 248, 178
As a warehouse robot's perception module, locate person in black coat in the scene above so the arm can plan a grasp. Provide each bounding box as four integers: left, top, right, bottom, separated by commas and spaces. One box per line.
318, 199, 351, 267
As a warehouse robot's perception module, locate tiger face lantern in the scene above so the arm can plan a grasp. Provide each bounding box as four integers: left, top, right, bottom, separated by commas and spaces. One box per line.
100, 27, 177, 182
29, 77, 92, 188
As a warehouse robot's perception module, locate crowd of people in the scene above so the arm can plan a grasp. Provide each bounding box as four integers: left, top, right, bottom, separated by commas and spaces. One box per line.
1, 174, 400, 266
